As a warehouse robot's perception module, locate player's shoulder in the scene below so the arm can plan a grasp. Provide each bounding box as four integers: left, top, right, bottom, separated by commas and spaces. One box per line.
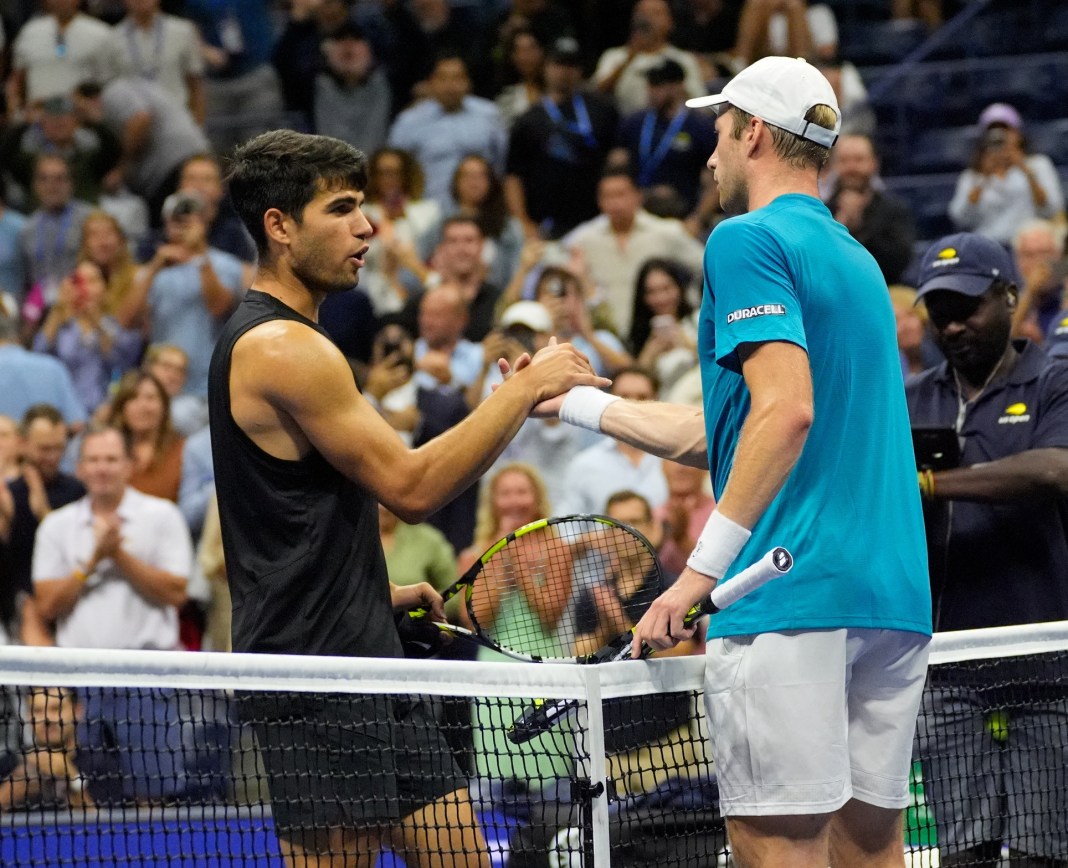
235, 315, 338, 367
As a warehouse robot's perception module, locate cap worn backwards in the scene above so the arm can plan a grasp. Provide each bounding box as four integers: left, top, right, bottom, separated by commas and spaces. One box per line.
915, 232, 1019, 302
685, 56, 840, 148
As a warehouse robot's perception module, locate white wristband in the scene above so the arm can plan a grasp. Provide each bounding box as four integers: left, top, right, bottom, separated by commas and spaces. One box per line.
559, 386, 620, 433
686, 510, 751, 579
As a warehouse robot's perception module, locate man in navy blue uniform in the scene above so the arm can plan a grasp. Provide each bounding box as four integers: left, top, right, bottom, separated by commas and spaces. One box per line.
906, 231, 1068, 868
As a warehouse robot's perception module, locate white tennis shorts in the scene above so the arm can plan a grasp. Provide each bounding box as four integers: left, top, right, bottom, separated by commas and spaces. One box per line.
703, 628, 930, 816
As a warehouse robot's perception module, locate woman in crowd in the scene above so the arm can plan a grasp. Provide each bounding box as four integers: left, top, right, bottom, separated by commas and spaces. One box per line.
493, 25, 545, 129
447, 154, 524, 291
627, 258, 697, 397
107, 371, 184, 502
459, 463, 573, 789
77, 211, 137, 317
32, 261, 142, 414
949, 103, 1065, 245
360, 147, 441, 314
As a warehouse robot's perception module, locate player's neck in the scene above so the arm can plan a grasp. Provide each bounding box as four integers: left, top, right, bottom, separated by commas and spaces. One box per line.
251, 267, 322, 322
747, 164, 820, 212
132, 10, 157, 28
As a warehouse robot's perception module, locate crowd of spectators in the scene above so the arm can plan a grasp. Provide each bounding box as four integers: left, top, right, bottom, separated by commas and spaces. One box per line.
0, 0, 1064, 828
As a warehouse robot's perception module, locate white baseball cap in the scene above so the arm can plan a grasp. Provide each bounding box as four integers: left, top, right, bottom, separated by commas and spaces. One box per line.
499, 301, 553, 333
686, 56, 840, 148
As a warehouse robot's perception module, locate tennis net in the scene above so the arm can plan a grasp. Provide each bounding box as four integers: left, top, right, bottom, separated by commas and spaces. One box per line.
0, 621, 1063, 868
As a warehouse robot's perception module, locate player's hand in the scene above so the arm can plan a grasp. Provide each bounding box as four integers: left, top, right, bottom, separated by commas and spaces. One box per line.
391, 581, 446, 623
630, 567, 715, 658
523, 340, 611, 405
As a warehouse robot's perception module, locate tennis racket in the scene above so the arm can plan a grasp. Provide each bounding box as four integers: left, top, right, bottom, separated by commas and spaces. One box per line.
507, 546, 794, 744
407, 514, 663, 663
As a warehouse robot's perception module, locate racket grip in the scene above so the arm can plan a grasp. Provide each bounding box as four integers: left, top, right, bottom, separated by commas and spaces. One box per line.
702, 546, 793, 614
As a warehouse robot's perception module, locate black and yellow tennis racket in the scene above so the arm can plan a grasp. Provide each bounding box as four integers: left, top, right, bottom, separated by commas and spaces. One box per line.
507, 546, 794, 743
408, 514, 662, 663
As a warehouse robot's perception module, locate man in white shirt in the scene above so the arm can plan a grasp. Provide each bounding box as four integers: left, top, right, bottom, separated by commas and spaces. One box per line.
31, 424, 190, 650
7, 0, 111, 117
592, 0, 705, 116
564, 168, 703, 335
30, 423, 193, 803
106, 0, 206, 125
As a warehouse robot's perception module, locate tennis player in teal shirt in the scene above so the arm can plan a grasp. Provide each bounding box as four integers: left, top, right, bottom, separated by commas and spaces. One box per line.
549, 56, 932, 868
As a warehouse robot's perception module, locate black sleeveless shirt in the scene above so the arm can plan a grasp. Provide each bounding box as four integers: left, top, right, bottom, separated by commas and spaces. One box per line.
207, 290, 401, 658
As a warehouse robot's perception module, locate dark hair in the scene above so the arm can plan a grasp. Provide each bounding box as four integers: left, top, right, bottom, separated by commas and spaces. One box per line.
605, 488, 652, 520
612, 364, 661, 396
366, 147, 425, 201
599, 166, 639, 188
627, 258, 694, 354
226, 130, 368, 259
449, 154, 510, 239
440, 213, 484, 239
21, 403, 65, 433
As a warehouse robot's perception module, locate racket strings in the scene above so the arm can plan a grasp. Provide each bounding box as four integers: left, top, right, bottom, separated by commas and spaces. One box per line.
469, 519, 660, 660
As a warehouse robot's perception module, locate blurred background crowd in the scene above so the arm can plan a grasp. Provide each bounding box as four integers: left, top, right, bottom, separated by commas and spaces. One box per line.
0, 0, 1066, 809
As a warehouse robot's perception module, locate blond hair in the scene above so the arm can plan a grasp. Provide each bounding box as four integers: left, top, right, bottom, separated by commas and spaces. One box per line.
77, 210, 136, 315
730, 104, 838, 171
472, 463, 552, 551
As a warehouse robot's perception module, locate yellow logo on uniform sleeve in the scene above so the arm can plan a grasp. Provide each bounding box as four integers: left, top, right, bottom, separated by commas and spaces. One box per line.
1005, 403, 1027, 415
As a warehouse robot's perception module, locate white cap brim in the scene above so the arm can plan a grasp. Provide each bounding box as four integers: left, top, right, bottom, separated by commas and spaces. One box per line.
685, 93, 728, 109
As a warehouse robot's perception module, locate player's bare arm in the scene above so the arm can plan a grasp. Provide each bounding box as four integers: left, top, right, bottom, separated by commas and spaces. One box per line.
230, 319, 608, 523
632, 340, 813, 654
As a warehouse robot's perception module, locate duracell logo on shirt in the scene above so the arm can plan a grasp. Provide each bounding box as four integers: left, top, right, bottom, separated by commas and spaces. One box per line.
726, 304, 787, 324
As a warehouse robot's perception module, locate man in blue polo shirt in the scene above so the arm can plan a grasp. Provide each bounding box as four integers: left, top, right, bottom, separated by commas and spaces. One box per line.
906, 231, 1068, 867
545, 57, 931, 868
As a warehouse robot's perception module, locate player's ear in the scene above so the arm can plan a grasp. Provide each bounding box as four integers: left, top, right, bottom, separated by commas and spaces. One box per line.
262, 208, 293, 249
1005, 284, 1018, 310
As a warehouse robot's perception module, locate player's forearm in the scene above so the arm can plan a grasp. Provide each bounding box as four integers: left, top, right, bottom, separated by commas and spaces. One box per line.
34, 578, 83, 623
716, 395, 812, 529
387, 382, 535, 522
929, 448, 1068, 503
600, 400, 708, 468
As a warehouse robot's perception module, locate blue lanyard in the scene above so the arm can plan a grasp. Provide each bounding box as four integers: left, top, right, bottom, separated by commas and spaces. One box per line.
124, 16, 166, 80
637, 109, 688, 186
541, 95, 598, 149
35, 205, 73, 271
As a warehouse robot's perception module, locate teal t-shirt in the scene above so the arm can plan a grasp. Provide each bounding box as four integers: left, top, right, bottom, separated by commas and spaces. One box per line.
700, 194, 931, 639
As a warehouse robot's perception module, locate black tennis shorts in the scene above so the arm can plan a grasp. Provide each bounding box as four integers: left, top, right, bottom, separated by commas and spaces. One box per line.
240, 692, 465, 839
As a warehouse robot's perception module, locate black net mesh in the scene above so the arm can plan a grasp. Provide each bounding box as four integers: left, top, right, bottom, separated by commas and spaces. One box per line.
911, 649, 1068, 867
1, 640, 1065, 867
0, 681, 723, 867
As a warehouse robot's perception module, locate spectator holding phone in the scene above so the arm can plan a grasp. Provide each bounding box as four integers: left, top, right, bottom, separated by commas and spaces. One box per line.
906, 231, 1068, 866
948, 103, 1065, 246
32, 261, 142, 414
628, 257, 697, 396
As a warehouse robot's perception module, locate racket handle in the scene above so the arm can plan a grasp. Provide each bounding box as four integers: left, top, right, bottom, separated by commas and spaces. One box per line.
701, 546, 793, 615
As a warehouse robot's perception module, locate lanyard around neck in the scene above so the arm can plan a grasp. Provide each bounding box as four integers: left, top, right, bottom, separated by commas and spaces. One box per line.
637, 108, 687, 186
542, 95, 597, 149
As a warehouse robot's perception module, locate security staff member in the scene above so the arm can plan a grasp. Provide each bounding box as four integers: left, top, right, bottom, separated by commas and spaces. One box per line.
906, 231, 1068, 868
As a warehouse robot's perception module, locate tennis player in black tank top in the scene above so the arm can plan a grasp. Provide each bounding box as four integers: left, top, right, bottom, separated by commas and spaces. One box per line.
210, 131, 607, 867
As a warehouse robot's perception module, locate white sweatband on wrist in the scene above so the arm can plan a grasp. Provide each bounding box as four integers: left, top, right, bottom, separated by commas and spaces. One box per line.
686, 510, 751, 579
559, 386, 620, 433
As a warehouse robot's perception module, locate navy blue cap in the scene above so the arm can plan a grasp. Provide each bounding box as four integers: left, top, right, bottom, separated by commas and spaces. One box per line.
915, 232, 1019, 301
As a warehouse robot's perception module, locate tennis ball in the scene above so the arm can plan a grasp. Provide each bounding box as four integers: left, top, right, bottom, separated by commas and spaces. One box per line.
986, 710, 1010, 743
